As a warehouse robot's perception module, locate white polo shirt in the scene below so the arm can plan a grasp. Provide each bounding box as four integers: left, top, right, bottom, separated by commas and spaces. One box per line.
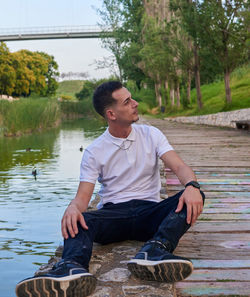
80, 124, 173, 208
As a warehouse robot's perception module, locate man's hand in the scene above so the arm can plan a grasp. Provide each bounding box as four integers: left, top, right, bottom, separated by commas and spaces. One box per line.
61, 182, 94, 239
61, 203, 88, 239
175, 186, 203, 225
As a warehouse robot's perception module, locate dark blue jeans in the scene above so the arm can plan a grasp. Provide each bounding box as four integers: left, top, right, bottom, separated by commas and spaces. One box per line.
62, 190, 205, 269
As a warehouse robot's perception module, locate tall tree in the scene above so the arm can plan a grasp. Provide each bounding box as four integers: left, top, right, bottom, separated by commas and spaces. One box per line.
38, 52, 59, 96
197, 0, 249, 104
171, 0, 203, 109
97, 0, 126, 81
0, 42, 16, 95
98, 0, 146, 87
0, 43, 59, 97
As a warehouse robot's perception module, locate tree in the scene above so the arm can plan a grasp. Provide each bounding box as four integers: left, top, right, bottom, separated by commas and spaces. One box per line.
75, 78, 110, 101
197, 0, 249, 104
0, 44, 59, 97
38, 52, 59, 96
171, 0, 204, 109
0, 42, 16, 95
97, 0, 126, 81
98, 0, 146, 87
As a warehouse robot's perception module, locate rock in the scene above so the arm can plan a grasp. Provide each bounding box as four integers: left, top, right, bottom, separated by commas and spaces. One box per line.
90, 286, 113, 297
90, 263, 102, 275
98, 268, 131, 282
34, 256, 61, 276
165, 108, 250, 129
122, 284, 174, 297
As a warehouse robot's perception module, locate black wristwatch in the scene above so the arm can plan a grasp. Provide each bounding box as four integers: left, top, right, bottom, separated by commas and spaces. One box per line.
185, 181, 200, 189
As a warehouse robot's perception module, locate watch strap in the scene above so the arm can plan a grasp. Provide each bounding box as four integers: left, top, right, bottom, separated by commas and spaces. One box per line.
185, 181, 200, 189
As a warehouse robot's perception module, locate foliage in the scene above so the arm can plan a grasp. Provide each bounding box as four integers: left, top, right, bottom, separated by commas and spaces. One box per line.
161, 64, 250, 117
56, 80, 85, 99
99, 0, 249, 111
75, 78, 115, 101
59, 98, 96, 118
60, 95, 74, 101
0, 42, 59, 97
196, 0, 249, 103
0, 98, 60, 136
0, 43, 16, 95
98, 0, 146, 86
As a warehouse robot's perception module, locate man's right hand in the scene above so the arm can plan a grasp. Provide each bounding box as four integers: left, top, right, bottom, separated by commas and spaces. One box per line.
61, 203, 88, 239
61, 181, 94, 239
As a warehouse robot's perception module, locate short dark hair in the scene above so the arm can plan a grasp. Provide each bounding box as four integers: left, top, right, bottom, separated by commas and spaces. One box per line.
93, 81, 123, 117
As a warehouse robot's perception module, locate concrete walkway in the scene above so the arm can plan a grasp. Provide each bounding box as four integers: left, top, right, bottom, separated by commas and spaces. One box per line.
147, 117, 250, 297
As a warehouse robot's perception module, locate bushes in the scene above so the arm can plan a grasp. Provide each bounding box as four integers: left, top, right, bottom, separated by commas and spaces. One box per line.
0, 98, 60, 136
0, 96, 100, 137
59, 97, 96, 118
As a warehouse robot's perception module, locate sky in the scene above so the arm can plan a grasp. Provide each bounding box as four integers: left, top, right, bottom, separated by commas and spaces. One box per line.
0, 0, 113, 79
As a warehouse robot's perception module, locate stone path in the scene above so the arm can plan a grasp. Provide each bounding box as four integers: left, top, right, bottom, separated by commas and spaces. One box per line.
148, 118, 250, 297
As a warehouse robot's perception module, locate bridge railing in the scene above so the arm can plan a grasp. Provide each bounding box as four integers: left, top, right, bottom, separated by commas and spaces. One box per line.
0, 25, 111, 36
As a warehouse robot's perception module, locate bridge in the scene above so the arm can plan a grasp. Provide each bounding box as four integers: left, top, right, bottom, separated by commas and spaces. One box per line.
0, 25, 112, 42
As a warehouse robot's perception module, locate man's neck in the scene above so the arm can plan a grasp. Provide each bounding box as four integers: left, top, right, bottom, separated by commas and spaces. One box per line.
108, 124, 132, 138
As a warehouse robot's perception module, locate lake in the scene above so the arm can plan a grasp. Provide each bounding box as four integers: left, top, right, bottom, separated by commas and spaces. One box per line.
0, 118, 106, 297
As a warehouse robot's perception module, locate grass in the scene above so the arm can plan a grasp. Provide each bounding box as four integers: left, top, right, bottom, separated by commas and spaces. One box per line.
0, 98, 61, 136
0, 95, 99, 137
56, 80, 85, 99
154, 64, 250, 117
59, 97, 97, 119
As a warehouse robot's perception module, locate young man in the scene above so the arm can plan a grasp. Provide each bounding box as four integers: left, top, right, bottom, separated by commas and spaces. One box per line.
16, 81, 205, 297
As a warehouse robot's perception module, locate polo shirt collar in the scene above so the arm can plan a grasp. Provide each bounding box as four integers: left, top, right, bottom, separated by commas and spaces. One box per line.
105, 125, 136, 147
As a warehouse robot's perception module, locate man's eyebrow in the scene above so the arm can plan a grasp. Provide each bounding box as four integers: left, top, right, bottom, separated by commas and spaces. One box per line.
123, 93, 131, 103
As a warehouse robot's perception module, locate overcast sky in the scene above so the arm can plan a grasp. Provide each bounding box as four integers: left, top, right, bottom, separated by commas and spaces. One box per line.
0, 0, 113, 79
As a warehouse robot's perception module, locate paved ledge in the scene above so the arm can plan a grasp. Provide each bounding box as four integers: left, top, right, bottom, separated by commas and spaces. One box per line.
165, 108, 250, 128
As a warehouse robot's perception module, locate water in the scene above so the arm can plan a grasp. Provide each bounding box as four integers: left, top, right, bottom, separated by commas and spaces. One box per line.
0, 118, 106, 297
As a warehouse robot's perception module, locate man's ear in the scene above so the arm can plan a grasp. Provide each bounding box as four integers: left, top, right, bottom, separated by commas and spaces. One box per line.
106, 108, 116, 121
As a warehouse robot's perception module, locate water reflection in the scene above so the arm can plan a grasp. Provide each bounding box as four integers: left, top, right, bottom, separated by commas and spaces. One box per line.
0, 117, 105, 297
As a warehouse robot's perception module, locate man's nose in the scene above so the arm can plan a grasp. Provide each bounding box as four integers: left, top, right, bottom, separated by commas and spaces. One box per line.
132, 99, 138, 107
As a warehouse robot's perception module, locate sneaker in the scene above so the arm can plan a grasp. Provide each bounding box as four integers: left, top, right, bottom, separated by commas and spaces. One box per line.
127, 240, 193, 283
16, 260, 96, 297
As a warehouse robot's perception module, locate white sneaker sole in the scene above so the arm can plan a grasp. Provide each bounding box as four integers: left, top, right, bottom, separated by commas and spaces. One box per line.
127, 259, 193, 282
16, 273, 96, 297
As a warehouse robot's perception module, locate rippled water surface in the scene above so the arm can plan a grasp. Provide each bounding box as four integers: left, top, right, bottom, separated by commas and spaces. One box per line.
0, 118, 105, 297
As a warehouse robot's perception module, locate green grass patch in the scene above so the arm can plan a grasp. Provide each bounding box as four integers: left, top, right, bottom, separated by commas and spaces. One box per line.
154, 64, 250, 117
56, 80, 85, 99
59, 97, 96, 119
0, 98, 61, 136
0, 95, 98, 137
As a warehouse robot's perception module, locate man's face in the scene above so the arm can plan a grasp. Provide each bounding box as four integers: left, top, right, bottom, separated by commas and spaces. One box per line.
109, 87, 139, 125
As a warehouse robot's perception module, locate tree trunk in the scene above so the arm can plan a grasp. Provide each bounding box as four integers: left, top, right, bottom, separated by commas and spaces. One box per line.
164, 80, 168, 105
164, 80, 168, 90
154, 81, 162, 107
170, 88, 175, 107
176, 83, 181, 108
194, 44, 203, 109
187, 69, 191, 104
224, 68, 232, 104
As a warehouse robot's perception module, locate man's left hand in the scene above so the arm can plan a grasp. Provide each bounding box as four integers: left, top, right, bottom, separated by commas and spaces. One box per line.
175, 187, 203, 225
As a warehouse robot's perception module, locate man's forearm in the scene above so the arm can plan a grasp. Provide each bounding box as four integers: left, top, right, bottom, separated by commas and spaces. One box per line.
68, 181, 95, 213
68, 198, 89, 213
173, 164, 197, 187
161, 151, 197, 186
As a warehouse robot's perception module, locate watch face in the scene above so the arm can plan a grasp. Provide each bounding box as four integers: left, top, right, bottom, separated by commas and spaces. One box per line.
192, 181, 200, 188
186, 181, 200, 189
